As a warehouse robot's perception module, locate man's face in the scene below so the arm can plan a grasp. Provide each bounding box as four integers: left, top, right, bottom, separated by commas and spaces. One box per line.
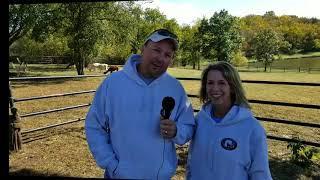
140, 40, 175, 78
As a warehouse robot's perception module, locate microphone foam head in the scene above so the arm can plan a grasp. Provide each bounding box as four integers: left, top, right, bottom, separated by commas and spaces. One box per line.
162, 96, 175, 111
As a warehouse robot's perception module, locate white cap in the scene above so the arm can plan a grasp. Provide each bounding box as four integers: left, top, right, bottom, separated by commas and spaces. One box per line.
144, 29, 179, 51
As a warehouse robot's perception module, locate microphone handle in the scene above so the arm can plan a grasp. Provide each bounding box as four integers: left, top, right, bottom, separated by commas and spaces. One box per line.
161, 109, 170, 119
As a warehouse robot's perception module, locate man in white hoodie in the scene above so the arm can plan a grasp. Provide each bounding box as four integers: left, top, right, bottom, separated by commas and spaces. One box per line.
85, 29, 195, 179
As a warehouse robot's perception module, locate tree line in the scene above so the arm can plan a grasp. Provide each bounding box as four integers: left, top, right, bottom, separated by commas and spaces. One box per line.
9, 2, 320, 74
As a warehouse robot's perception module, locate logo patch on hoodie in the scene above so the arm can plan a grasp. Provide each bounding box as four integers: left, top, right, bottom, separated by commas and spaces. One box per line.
221, 138, 237, 150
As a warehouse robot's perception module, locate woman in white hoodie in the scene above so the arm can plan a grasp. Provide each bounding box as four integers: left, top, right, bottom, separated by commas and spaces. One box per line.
186, 61, 272, 180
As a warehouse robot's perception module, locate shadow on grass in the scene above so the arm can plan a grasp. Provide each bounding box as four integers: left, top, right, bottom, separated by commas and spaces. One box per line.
174, 154, 320, 180
9, 168, 94, 179
10, 77, 89, 87
10, 169, 104, 179
26, 65, 73, 72
269, 156, 320, 180
9, 168, 62, 177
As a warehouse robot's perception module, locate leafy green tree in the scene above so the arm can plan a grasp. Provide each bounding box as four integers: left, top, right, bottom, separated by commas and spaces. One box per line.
163, 19, 180, 34
231, 50, 248, 67
9, 4, 63, 46
179, 26, 193, 66
253, 29, 281, 72
126, 4, 145, 54
240, 13, 320, 56
10, 33, 69, 63
197, 18, 214, 59
199, 10, 242, 62
314, 39, 320, 50
63, 3, 104, 75
301, 31, 320, 52
9, 3, 70, 66
263, 11, 276, 17
9, 4, 40, 47
117, 6, 169, 56
9, 35, 43, 63
179, 24, 201, 69
96, 2, 143, 63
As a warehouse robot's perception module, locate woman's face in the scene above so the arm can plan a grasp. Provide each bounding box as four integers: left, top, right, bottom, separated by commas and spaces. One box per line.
206, 70, 232, 108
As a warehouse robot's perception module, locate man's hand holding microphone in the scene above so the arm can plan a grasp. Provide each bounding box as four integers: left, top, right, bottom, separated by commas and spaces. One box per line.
160, 97, 177, 139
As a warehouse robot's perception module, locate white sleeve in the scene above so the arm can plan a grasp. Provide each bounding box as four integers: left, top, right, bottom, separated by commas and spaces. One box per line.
85, 79, 118, 176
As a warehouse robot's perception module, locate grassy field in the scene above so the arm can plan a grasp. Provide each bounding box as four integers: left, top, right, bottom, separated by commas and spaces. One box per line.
278, 52, 320, 59
9, 64, 320, 179
245, 56, 320, 73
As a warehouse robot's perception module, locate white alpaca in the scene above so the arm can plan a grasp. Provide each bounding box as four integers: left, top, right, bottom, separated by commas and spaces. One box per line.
87, 63, 109, 72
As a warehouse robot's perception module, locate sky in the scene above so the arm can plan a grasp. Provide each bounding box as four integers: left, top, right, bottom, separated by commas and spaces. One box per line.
137, 0, 320, 26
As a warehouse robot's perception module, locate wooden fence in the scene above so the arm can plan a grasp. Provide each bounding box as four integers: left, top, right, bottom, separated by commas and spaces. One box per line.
8, 75, 320, 152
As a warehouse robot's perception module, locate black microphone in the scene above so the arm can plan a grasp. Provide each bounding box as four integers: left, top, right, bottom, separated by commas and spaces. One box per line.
161, 96, 175, 119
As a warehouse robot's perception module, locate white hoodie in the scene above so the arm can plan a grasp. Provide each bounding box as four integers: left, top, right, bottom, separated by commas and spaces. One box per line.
85, 54, 195, 179
186, 104, 272, 180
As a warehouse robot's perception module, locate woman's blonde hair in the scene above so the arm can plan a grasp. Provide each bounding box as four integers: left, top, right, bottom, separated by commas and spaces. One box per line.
199, 61, 251, 109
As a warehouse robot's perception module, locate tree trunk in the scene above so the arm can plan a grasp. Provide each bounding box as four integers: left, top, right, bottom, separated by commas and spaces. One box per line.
264, 64, 267, 72
76, 58, 84, 75
73, 51, 85, 75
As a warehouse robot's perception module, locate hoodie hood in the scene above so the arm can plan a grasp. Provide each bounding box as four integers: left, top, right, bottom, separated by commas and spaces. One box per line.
196, 103, 253, 126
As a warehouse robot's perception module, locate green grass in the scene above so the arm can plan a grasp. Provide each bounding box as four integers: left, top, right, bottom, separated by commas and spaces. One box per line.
168, 67, 320, 83
245, 56, 320, 73
9, 64, 320, 179
279, 52, 320, 59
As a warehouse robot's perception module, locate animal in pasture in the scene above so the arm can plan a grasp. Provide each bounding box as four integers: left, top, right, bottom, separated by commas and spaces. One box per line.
104, 65, 119, 74
98, 63, 109, 72
87, 64, 95, 72
87, 63, 109, 72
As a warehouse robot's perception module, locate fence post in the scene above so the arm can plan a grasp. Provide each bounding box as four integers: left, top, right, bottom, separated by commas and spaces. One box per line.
9, 81, 22, 152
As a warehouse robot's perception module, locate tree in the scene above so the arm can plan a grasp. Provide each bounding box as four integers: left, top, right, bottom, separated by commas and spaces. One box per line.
9, 4, 63, 47
253, 29, 281, 72
9, 33, 69, 63
231, 50, 248, 67
264, 11, 276, 17
9, 4, 40, 47
199, 10, 242, 62
179, 23, 201, 69
96, 2, 144, 64
63, 3, 104, 75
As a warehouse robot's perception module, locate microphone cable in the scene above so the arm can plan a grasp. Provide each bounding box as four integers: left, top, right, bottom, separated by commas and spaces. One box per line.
156, 137, 165, 180
157, 96, 175, 180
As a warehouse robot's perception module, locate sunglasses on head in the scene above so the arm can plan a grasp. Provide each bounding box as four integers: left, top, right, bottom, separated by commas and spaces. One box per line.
152, 29, 178, 40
